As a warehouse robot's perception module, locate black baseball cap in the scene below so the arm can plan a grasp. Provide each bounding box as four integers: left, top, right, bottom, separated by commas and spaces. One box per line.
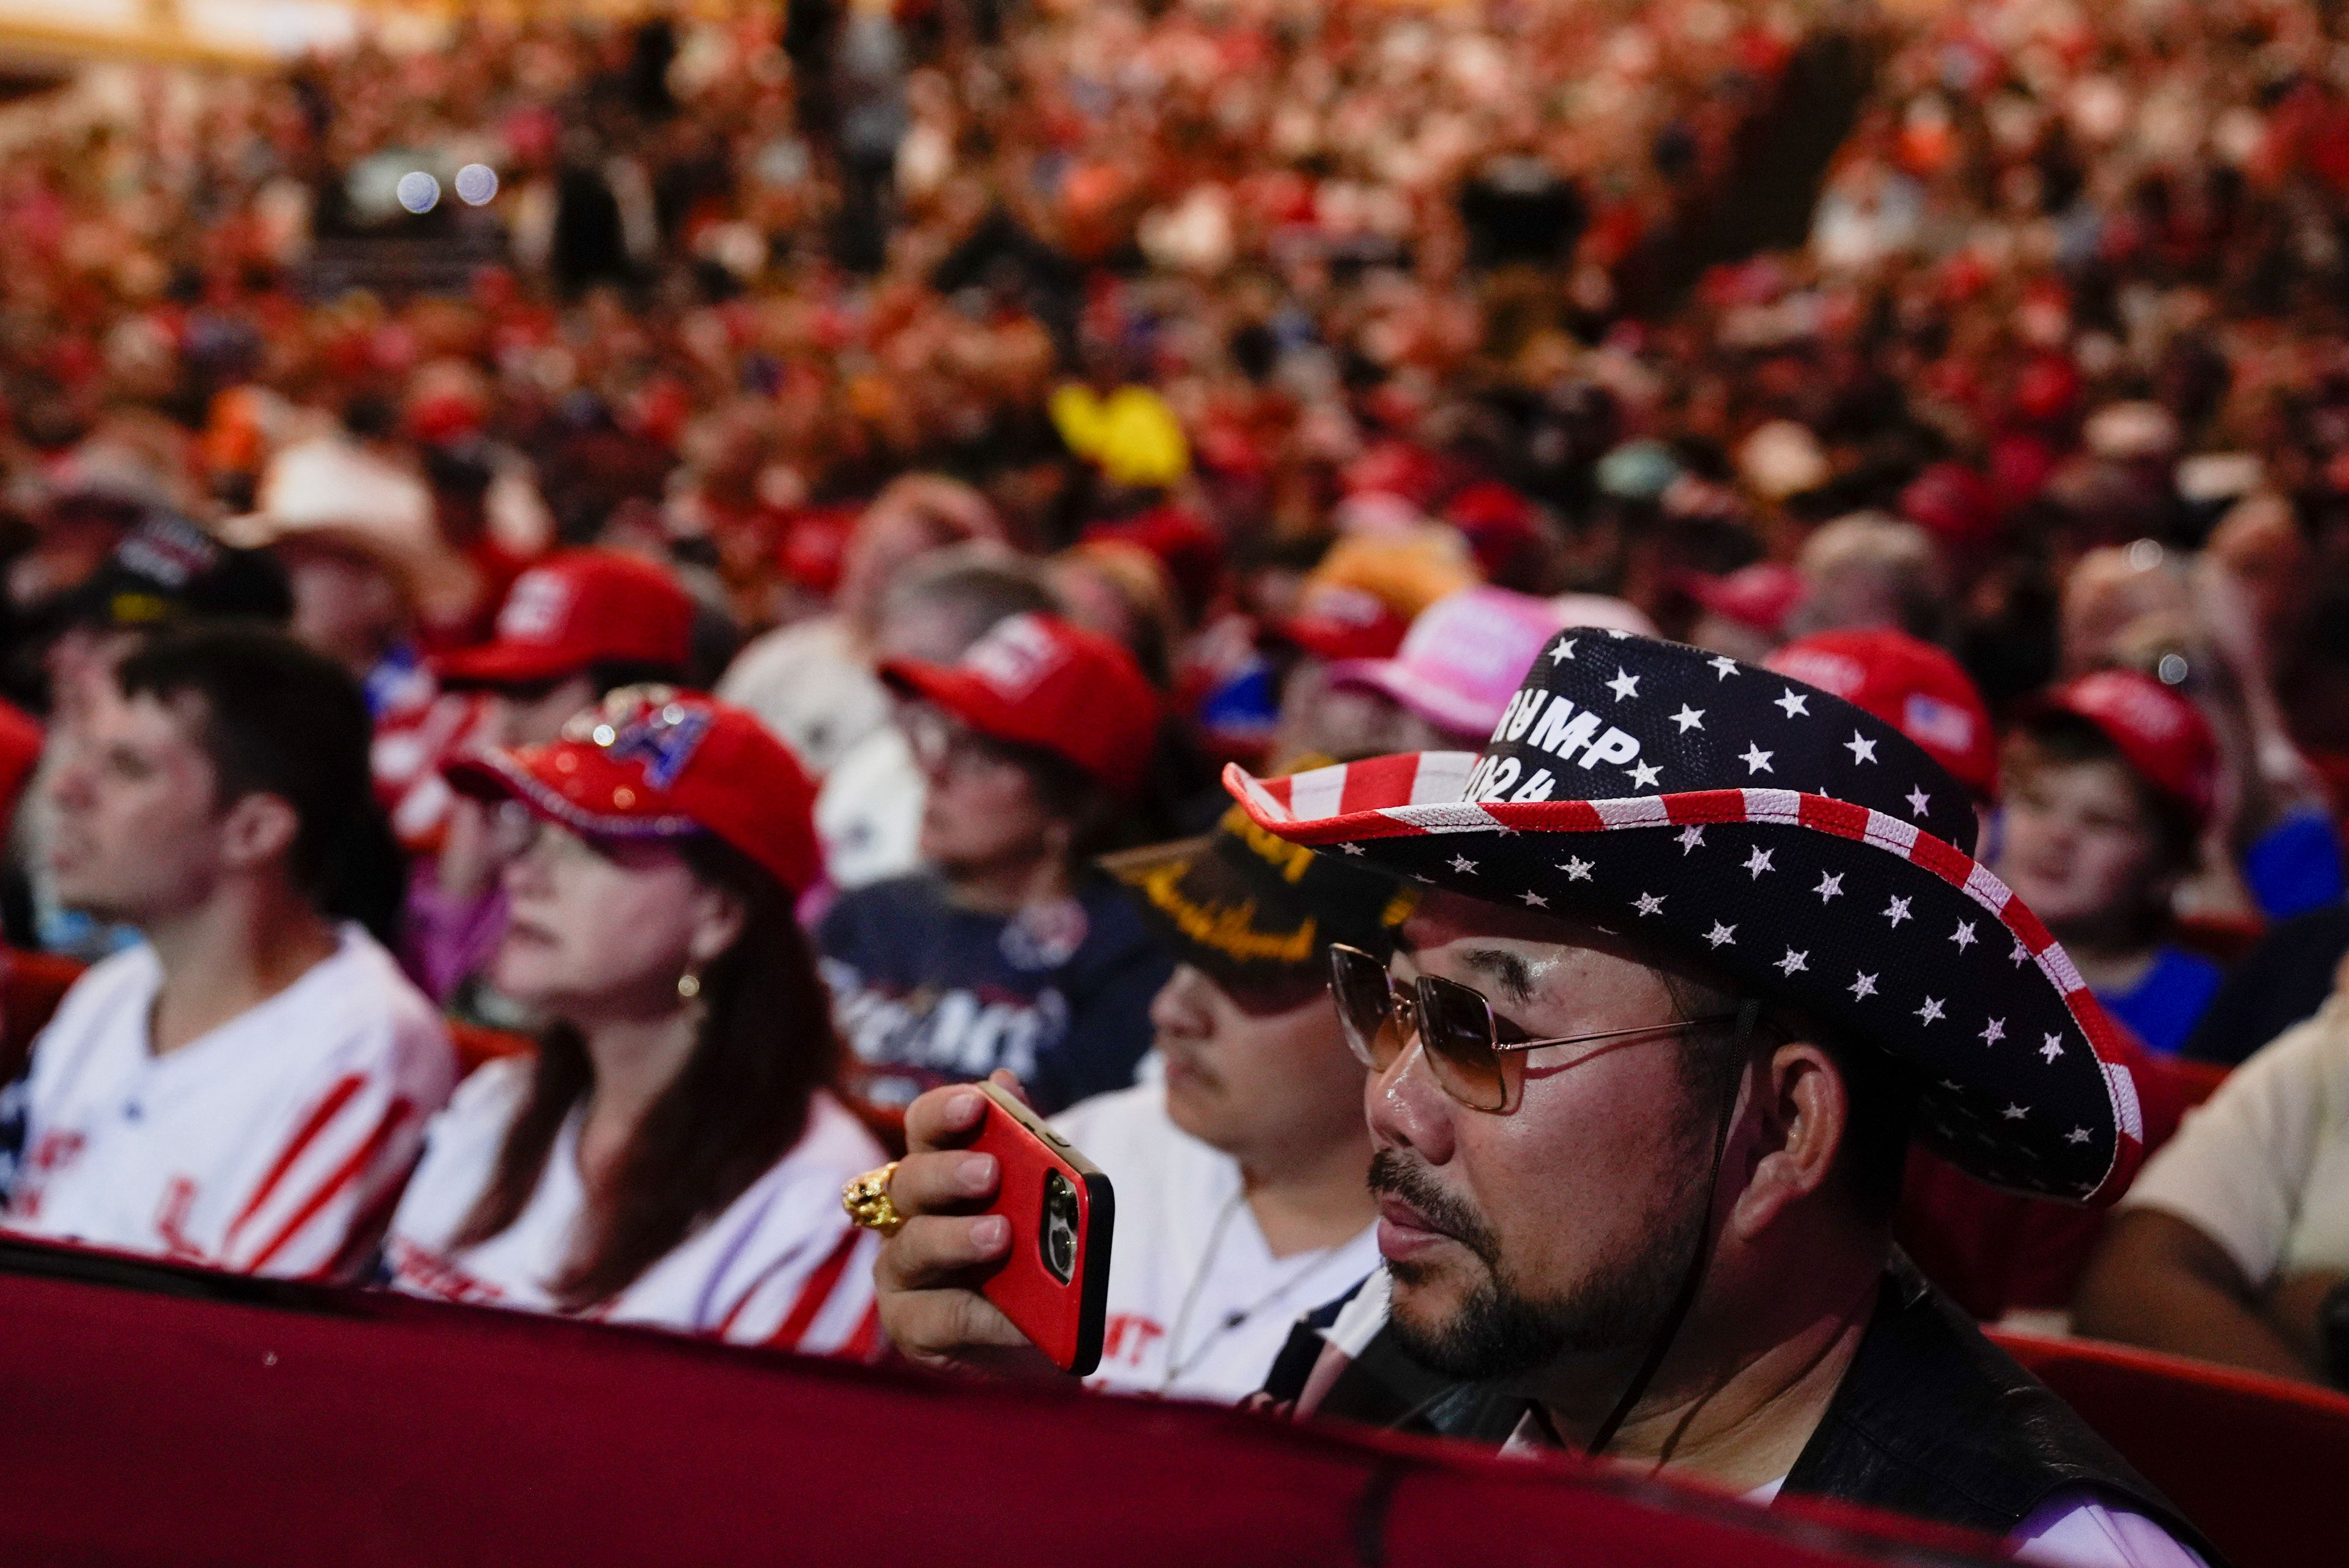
1104, 804, 1418, 1006
53, 511, 293, 633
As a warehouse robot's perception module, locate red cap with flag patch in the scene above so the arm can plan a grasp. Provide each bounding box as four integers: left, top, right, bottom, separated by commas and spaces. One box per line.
433, 549, 695, 688
442, 687, 820, 894
2040, 669, 2218, 829
1768, 630, 1998, 801
881, 613, 1162, 797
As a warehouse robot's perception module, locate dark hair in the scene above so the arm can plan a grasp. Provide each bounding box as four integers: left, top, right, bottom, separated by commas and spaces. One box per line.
1662, 974, 1916, 1227
445, 659, 687, 704
451, 834, 843, 1309
114, 624, 402, 940
2008, 709, 2201, 874
584, 658, 689, 698
971, 730, 1134, 865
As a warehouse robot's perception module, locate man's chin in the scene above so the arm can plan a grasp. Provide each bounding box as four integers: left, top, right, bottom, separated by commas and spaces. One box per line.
1382, 1262, 1593, 1385
1160, 1076, 1227, 1144
1384, 1259, 1485, 1354
47, 881, 121, 923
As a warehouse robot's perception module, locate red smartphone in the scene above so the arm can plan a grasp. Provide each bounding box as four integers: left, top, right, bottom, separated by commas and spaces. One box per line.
970, 1080, 1115, 1376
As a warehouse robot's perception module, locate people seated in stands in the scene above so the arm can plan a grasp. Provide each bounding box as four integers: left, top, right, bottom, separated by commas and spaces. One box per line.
385, 690, 885, 1353
1766, 628, 2000, 826
1992, 671, 2224, 1056
1042, 808, 1411, 1398
2058, 539, 2347, 925
806, 549, 1058, 892
1, 628, 453, 1280
1758, 629, 2176, 1324
1315, 586, 1575, 755
17, 508, 295, 962
818, 613, 1172, 1114
868, 636, 2216, 1567
404, 549, 698, 1009
2075, 957, 2349, 1390
717, 475, 1008, 778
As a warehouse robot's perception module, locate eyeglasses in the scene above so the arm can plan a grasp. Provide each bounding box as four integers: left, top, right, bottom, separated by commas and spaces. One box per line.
1327, 944, 1746, 1114
900, 706, 1024, 782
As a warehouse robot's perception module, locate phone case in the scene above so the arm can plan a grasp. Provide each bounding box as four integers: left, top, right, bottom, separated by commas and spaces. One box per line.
971, 1081, 1115, 1376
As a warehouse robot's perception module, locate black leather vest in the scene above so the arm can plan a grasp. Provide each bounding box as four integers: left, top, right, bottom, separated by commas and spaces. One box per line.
1267, 1259, 2225, 1564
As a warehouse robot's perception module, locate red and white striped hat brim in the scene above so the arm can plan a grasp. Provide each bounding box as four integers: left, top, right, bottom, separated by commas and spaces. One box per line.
1224, 752, 2144, 1204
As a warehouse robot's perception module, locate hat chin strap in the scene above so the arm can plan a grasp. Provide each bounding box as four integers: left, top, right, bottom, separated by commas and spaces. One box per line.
1585, 998, 1760, 1459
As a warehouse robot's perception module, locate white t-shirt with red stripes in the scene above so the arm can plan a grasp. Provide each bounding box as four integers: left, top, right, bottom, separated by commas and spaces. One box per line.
384, 1060, 885, 1356
1, 927, 456, 1281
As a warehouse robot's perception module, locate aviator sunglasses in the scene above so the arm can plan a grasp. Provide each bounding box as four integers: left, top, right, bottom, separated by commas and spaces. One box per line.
1327, 943, 1750, 1114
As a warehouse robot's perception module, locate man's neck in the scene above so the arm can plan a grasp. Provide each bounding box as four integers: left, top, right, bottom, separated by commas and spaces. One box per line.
144, 885, 341, 1057
943, 852, 1072, 918
1526, 1245, 1884, 1494
1238, 1132, 1377, 1260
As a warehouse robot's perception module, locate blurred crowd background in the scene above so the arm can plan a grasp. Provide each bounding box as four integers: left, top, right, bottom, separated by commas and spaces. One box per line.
5, 0, 2349, 1377
7, 1, 2347, 838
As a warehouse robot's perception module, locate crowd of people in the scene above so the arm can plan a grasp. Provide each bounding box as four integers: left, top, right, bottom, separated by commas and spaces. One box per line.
2, 0, 2349, 1559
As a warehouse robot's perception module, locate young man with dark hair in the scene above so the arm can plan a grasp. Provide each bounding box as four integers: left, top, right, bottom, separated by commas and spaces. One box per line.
2, 627, 454, 1279
17, 508, 295, 961
866, 635, 2214, 1566
1994, 671, 2223, 1056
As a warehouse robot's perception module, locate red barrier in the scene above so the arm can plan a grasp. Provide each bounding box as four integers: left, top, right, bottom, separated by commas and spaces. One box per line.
0, 1239, 2003, 1568
1994, 1329, 2349, 1568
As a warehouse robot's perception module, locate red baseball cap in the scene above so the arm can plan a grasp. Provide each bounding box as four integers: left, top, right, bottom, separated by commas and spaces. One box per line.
1768, 629, 1998, 800
1281, 579, 1414, 661
443, 687, 821, 894
1685, 562, 1803, 638
2039, 669, 2218, 829
881, 613, 1162, 797
433, 550, 695, 688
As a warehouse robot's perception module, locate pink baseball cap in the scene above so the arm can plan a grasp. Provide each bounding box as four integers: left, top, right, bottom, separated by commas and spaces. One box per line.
1323, 586, 1573, 741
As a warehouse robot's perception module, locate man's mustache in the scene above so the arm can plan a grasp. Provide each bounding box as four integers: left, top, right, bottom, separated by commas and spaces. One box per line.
1368, 1148, 1501, 1267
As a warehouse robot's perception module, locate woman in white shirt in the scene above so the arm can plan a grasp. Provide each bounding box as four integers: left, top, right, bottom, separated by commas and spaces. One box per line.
385, 688, 885, 1355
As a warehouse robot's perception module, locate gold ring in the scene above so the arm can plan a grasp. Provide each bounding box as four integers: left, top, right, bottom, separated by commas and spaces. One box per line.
842, 1161, 905, 1237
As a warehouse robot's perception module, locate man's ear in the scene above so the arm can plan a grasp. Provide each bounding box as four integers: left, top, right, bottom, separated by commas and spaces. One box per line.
215, 792, 302, 876
1726, 1040, 1849, 1241
685, 883, 748, 971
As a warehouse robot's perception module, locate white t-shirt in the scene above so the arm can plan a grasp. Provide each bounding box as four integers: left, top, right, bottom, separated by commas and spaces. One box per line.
385, 1059, 886, 1355
717, 616, 892, 778
2, 927, 456, 1282
2121, 990, 2349, 1287
1052, 1078, 1381, 1402
814, 723, 926, 892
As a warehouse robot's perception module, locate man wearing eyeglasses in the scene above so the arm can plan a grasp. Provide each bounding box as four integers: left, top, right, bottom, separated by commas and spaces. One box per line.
866, 634, 2219, 1568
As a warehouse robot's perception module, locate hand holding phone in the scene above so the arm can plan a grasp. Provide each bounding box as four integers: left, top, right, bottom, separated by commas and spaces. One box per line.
968, 1081, 1115, 1375
869, 1076, 1114, 1380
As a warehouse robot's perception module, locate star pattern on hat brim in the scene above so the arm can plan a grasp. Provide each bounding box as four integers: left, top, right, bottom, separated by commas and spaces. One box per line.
1223, 753, 2143, 1206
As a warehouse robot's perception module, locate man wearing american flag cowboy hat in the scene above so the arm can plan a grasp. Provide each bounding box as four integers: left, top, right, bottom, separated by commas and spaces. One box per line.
867, 632, 2219, 1567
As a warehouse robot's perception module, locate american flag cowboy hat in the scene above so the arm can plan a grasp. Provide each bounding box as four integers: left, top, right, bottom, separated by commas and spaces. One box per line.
1225, 632, 2144, 1204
